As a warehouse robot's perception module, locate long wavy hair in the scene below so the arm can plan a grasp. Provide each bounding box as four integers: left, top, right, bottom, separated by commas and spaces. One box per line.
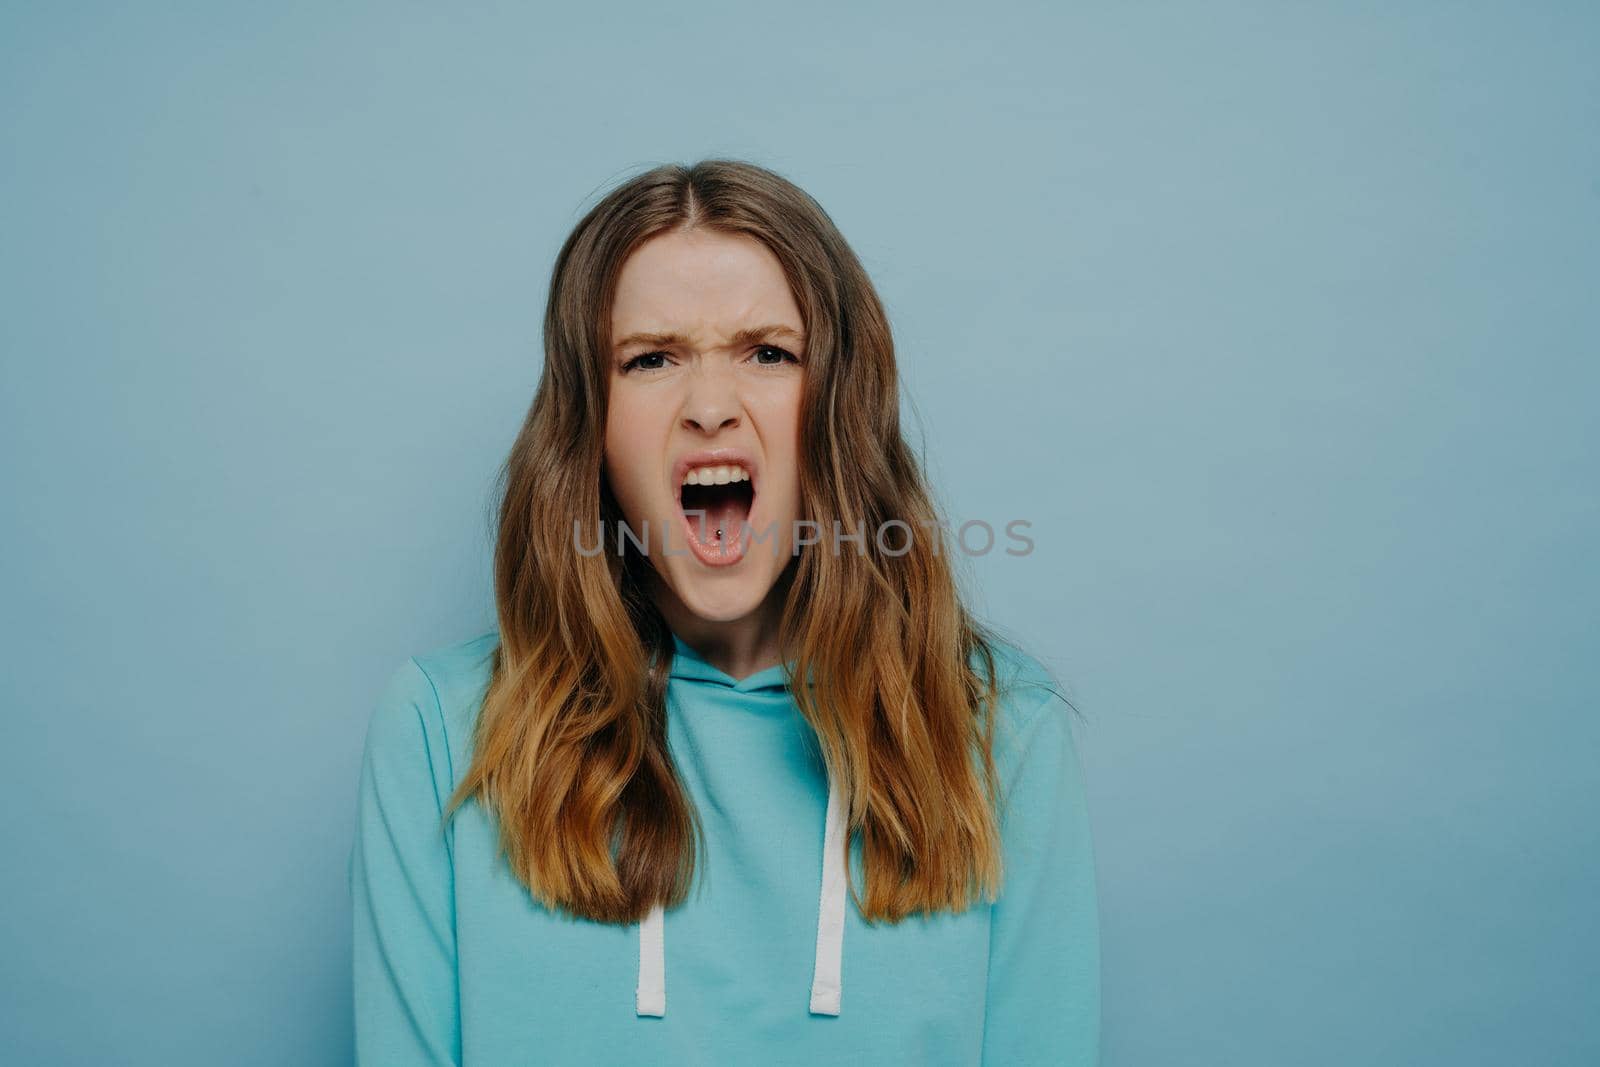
443, 159, 1013, 926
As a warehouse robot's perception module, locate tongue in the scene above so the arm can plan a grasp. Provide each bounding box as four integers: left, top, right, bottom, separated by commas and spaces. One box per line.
684, 483, 752, 543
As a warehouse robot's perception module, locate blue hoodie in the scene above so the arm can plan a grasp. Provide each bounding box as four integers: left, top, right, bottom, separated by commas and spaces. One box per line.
350, 630, 1099, 1065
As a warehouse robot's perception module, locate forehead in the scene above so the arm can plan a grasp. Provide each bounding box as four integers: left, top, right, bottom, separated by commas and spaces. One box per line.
609, 229, 803, 343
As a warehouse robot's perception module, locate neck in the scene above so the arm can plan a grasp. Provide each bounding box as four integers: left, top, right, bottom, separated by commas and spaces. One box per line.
647, 564, 794, 682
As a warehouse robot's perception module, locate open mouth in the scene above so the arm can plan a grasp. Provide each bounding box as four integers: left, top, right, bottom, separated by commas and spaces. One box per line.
678, 463, 755, 566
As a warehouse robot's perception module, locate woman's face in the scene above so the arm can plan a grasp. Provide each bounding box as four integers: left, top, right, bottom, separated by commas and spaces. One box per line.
603, 227, 806, 626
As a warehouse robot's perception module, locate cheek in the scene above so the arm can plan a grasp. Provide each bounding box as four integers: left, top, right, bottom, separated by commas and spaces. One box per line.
603, 387, 670, 517
751, 388, 805, 514
749, 380, 804, 441
603, 398, 646, 508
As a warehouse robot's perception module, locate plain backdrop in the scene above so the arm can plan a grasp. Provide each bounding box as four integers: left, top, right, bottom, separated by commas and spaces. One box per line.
2, 3, 1596, 1064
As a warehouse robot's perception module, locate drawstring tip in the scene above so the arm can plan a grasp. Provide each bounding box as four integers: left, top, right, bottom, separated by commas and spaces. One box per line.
637, 900, 666, 1017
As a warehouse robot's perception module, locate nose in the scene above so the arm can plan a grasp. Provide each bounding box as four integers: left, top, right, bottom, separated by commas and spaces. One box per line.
679, 361, 742, 435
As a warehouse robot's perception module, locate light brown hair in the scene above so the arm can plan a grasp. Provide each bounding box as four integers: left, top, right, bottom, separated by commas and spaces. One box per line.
444, 159, 1011, 925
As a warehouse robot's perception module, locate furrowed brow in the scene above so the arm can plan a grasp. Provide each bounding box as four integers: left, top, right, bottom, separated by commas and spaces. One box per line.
612, 324, 805, 352
730, 324, 804, 347
612, 330, 687, 351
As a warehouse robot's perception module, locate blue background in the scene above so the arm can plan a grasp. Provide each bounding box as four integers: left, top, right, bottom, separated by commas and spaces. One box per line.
2, 3, 1596, 1064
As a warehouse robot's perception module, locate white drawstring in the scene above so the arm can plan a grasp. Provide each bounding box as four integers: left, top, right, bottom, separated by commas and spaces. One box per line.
635, 773, 848, 1018
636, 900, 665, 1017
809, 772, 847, 1015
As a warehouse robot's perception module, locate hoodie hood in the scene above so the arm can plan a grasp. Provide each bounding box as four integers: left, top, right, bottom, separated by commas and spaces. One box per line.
636, 632, 847, 1018
662, 631, 797, 691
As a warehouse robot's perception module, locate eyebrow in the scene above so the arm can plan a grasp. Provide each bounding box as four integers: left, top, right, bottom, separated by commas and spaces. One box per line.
612, 324, 805, 352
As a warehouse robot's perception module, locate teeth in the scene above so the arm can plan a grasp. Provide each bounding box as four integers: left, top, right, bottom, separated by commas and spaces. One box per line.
682, 464, 750, 486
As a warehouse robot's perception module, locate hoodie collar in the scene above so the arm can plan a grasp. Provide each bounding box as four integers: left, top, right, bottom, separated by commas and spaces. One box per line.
667, 632, 804, 693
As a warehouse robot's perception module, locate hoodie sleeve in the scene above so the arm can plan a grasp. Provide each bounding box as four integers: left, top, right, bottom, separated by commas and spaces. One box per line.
982, 686, 1102, 1066
349, 658, 462, 1067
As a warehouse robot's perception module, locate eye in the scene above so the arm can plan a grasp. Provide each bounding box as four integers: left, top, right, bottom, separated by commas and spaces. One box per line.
621, 351, 671, 373
751, 344, 800, 366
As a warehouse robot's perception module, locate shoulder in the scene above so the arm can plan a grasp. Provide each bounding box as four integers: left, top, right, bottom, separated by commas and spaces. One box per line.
362, 630, 500, 793
978, 635, 1074, 744
973, 634, 1084, 809
409, 629, 501, 735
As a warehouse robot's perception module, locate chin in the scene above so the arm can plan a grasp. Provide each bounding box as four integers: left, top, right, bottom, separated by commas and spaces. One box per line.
661, 560, 777, 625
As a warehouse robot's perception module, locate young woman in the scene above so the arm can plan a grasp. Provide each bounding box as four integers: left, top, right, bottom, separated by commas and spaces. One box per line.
350, 160, 1100, 1064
